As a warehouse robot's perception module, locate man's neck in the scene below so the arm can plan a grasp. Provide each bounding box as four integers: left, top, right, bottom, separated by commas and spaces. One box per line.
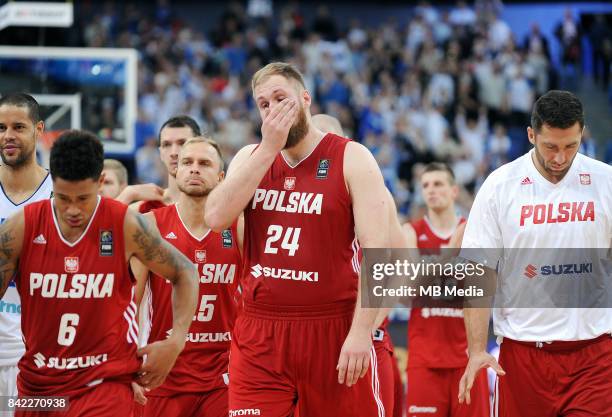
0, 160, 47, 196
281, 126, 326, 166
164, 176, 181, 203
176, 193, 208, 237
426, 207, 458, 234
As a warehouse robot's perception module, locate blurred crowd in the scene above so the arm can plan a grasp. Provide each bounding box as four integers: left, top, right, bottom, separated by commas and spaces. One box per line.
75, 0, 610, 217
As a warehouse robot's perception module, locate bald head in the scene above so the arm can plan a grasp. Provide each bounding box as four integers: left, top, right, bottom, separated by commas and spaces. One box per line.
312, 114, 344, 136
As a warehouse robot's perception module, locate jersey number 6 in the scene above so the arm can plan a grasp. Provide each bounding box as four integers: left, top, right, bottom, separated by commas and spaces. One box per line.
58, 313, 80, 346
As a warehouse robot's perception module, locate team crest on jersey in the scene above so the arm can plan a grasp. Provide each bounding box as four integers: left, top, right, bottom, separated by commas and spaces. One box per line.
316, 159, 330, 179
195, 250, 207, 263
64, 257, 79, 273
579, 173, 591, 185
284, 177, 296, 190
222, 229, 233, 248
99, 230, 113, 256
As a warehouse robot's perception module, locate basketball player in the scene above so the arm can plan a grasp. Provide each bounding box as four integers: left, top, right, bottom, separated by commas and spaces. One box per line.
205, 62, 389, 416
312, 112, 407, 417
458, 90, 612, 416
403, 162, 489, 417
132, 116, 201, 213
100, 159, 164, 205
0, 130, 198, 416
0, 94, 53, 408
132, 138, 241, 417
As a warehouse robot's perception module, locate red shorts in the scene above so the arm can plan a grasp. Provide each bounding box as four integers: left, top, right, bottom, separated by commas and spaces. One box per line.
406, 367, 489, 417
229, 302, 386, 417
375, 341, 395, 416
143, 388, 227, 417
15, 381, 134, 417
495, 335, 612, 417
391, 349, 404, 417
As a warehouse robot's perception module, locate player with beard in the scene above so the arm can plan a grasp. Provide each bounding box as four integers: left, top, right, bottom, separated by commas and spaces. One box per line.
131, 116, 201, 214
0, 94, 53, 405
312, 112, 407, 417
131, 137, 242, 417
206, 62, 390, 416
0, 130, 198, 416
459, 90, 612, 416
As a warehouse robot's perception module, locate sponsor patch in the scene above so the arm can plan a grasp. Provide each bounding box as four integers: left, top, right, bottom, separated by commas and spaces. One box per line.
99, 230, 113, 256
316, 158, 330, 179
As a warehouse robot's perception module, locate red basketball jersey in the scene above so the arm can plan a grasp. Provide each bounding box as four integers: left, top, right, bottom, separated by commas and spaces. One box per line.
408, 216, 468, 368
242, 134, 360, 306
139, 200, 166, 214
16, 197, 140, 396
146, 204, 241, 395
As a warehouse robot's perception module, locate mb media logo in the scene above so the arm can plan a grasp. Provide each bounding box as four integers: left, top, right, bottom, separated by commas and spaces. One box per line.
524, 263, 593, 278
524, 264, 538, 279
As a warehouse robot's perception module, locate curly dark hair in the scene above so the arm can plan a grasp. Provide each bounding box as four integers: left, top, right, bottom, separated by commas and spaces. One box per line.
50, 130, 104, 181
531, 90, 584, 133
0, 93, 40, 124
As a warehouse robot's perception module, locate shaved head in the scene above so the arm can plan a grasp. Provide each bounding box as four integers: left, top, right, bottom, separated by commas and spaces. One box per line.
312, 114, 344, 136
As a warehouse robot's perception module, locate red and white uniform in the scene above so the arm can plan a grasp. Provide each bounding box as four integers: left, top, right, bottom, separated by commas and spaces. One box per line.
462, 150, 612, 417
15, 197, 140, 399
147, 204, 240, 395
230, 134, 384, 417
406, 216, 489, 417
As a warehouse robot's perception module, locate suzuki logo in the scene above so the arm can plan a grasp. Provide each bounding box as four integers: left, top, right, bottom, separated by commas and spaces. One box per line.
524, 264, 538, 279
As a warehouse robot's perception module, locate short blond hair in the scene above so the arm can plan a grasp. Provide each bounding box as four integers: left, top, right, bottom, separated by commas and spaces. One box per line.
180, 136, 225, 171
103, 159, 128, 185
251, 62, 306, 95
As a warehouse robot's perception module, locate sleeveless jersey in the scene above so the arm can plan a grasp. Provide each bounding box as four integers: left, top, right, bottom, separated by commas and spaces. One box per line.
408, 216, 468, 368
147, 204, 241, 395
16, 197, 140, 396
0, 173, 53, 367
242, 134, 359, 307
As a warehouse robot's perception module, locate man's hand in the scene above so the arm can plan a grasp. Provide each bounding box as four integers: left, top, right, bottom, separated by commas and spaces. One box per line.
458, 351, 505, 404
260, 98, 297, 153
131, 382, 147, 405
117, 183, 164, 205
336, 327, 372, 387
136, 336, 185, 390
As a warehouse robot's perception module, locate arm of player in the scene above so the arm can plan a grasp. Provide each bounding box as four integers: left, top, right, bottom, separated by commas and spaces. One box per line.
373, 190, 411, 328
205, 98, 298, 231
124, 210, 198, 390
0, 211, 24, 299
458, 289, 505, 405
116, 183, 164, 206
337, 142, 389, 387
130, 213, 157, 307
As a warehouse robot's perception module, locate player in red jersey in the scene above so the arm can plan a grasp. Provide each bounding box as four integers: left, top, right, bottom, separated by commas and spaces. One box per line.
403, 162, 489, 417
205, 62, 390, 416
131, 137, 242, 417
312, 112, 407, 417
131, 116, 201, 214
0, 130, 198, 417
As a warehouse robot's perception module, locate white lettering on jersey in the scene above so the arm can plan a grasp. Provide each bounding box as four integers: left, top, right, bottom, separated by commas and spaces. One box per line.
33, 352, 108, 369
421, 308, 464, 319
252, 189, 323, 215
199, 264, 236, 284
250, 264, 319, 282
29, 273, 114, 298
